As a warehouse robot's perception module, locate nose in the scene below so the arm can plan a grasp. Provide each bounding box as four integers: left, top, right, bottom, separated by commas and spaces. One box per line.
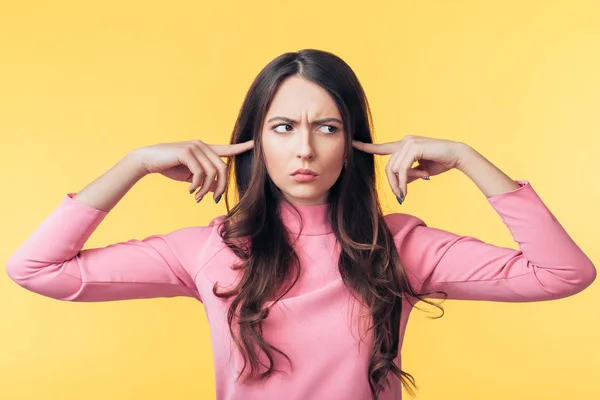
296, 128, 314, 160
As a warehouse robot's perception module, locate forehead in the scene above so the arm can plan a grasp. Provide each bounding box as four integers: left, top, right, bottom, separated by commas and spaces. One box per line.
266, 76, 341, 118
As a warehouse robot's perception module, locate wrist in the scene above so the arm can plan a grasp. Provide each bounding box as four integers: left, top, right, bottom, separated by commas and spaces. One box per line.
122, 151, 150, 180
454, 143, 478, 174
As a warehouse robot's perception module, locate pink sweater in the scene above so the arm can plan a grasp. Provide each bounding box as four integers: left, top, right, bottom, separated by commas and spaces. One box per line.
6, 180, 596, 399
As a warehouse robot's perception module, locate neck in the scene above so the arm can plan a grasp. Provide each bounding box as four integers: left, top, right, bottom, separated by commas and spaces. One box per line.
277, 200, 332, 236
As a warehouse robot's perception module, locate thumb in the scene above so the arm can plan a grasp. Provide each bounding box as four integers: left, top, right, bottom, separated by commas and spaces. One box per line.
408, 166, 431, 180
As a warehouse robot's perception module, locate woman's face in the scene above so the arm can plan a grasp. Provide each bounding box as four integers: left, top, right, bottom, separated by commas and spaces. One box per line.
261, 76, 346, 206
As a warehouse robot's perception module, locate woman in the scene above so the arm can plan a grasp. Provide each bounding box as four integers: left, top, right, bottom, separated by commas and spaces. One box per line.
6, 49, 596, 400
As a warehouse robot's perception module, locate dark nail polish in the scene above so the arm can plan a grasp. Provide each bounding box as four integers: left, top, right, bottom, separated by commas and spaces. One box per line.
196, 196, 203, 203
396, 194, 403, 205
214, 194, 222, 204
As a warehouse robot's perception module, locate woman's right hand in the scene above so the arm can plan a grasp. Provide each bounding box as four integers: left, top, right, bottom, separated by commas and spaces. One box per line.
132, 140, 254, 203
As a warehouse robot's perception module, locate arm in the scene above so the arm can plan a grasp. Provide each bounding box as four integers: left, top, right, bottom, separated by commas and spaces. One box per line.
390, 180, 596, 301
5, 153, 209, 302
454, 143, 521, 198
73, 150, 148, 212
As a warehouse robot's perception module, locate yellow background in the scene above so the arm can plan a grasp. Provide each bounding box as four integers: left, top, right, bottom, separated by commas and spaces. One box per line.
1, 0, 599, 399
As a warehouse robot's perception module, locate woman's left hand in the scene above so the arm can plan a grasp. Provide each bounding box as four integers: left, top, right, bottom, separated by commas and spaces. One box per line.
352, 135, 469, 203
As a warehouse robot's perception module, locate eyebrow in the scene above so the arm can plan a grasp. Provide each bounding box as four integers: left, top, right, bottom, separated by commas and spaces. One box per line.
266, 116, 343, 125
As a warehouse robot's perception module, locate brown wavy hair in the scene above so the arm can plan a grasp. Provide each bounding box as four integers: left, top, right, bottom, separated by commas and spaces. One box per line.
213, 49, 447, 399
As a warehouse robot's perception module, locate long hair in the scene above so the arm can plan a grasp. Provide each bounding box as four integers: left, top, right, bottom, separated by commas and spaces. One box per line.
213, 49, 447, 399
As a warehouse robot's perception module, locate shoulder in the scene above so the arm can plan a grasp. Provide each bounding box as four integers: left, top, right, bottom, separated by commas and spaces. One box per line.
157, 215, 228, 263
382, 212, 432, 290
142, 214, 229, 280
383, 212, 427, 238
163, 214, 226, 244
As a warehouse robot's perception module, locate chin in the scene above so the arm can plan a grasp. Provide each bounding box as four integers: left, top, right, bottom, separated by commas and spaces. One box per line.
281, 187, 329, 203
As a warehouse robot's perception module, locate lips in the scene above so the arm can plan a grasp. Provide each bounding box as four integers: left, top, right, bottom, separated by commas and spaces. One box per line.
291, 168, 318, 176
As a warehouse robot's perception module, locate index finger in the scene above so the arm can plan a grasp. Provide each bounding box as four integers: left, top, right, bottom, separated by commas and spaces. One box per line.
209, 140, 255, 157
352, 140, 396, 155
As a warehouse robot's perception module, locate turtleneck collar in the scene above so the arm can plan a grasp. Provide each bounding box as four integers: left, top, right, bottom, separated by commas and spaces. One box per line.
277, 200, 333, 236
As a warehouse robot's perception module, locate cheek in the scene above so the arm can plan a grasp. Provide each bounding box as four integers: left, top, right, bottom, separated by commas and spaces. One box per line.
315, 143, 345, 187
323, 141, 346, 168
261, 133, 286, 174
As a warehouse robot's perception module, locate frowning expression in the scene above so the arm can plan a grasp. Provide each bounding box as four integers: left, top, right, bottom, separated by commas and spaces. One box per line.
261, 76, 346, 206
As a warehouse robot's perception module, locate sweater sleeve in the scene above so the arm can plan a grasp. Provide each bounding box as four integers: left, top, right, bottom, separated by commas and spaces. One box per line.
388, 180, 597, 302
5, 193, 211, 303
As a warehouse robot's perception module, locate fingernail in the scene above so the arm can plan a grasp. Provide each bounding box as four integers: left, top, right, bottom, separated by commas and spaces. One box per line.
396, 192, 404, 205
422, 176, 430, 180
196, 196, 203, 203
214, 194, 222, 204
189, 188, 195, 194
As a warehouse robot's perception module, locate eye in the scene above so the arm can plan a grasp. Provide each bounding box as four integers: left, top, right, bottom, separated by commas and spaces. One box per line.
273, 124, 293, 133
318, 125, 339, 134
